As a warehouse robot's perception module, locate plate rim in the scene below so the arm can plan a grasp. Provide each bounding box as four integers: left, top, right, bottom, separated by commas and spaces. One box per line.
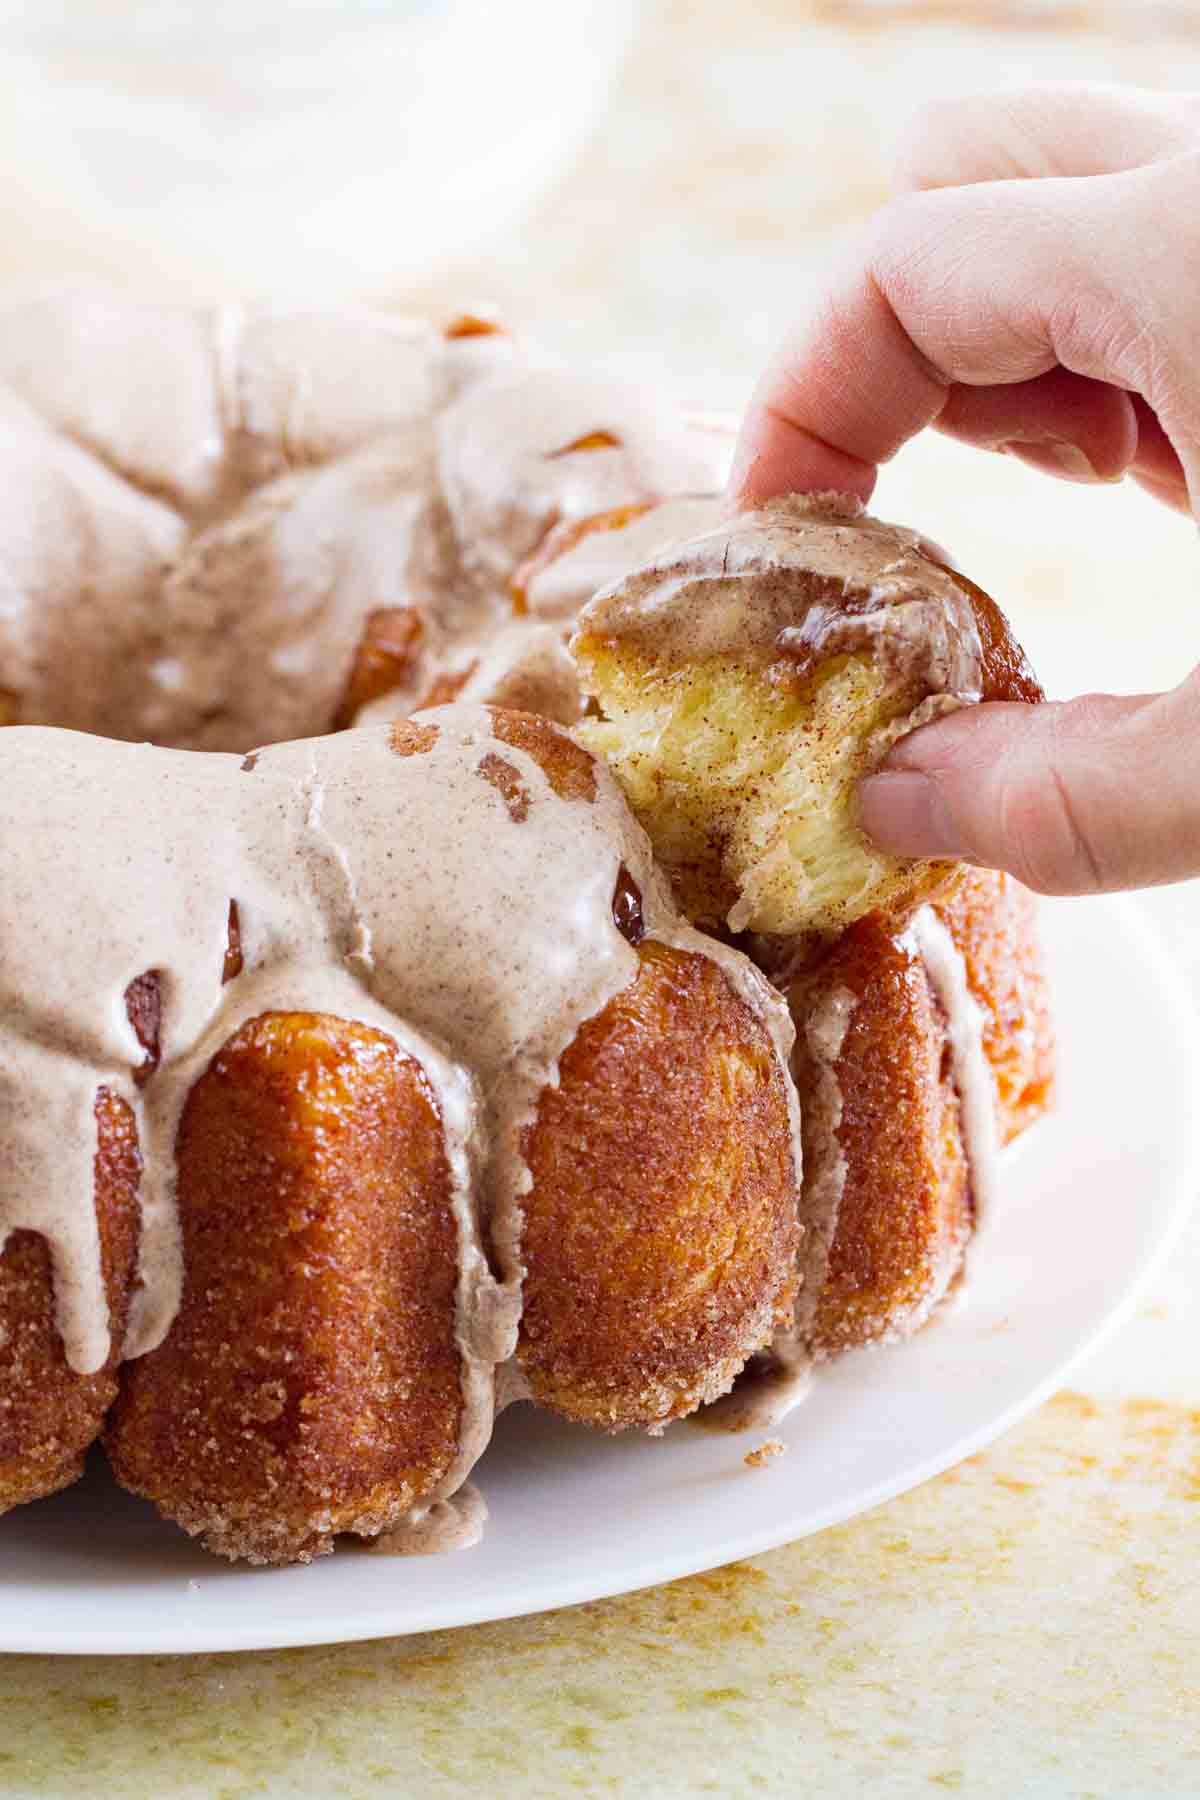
4, 890, 1199, 1655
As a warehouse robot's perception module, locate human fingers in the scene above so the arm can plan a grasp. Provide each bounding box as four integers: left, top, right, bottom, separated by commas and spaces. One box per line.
893, 81, 1200, 190
1127, 395, 1192, 511
858, 676, 1200, 896
934, 367, 1137, 482
729, 155, 1200, 512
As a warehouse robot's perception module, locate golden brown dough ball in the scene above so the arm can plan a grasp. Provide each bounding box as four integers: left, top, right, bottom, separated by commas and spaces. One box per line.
106, 1012, 463, 1566
0, 1091, 139, 1511
518, 939, 799, 1429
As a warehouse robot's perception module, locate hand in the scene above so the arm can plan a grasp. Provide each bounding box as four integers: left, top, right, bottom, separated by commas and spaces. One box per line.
729, 82, 1200, 895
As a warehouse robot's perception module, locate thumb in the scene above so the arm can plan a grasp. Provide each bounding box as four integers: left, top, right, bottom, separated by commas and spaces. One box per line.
858, 675, 1200, 895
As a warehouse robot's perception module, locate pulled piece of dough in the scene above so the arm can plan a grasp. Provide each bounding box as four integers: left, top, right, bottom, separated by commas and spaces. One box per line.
573, 493, 1041, 944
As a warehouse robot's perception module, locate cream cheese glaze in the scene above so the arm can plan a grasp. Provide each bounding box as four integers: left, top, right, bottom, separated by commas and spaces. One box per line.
357, 620, 587, 731
0, 706, 799, 1515
436, 369, 727, 591
0, 289, 730, 753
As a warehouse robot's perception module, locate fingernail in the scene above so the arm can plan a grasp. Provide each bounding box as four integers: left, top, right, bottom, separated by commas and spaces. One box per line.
1001, 440, 1122, 484
858, 771, 967, 859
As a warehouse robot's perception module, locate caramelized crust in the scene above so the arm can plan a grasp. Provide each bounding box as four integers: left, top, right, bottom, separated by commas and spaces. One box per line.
924, 560, 1044, 705
418, 663, 476, 710
547, 429, 622, 457
486, 706, 598, 804
333, 606, 425, 731
0, 1090, 140, 1510
935, 868, 1055, 1142
123, 972, 162, 1085
443, 313, 505, 340
106, 1013, 463, 1565
222, 899, 244, 985
390, 717, 440, 757
508, 502, 654, 617
792, 869, 1054, 1356
793, 921, 970, 1356
518, 940, 799, 1428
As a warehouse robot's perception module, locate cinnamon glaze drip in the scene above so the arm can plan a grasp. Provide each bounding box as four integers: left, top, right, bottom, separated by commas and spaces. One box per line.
0, 706, 798, 1529
910, 908, 1001, 1227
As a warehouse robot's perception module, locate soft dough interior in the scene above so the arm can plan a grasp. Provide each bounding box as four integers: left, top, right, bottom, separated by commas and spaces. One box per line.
575, 638, 953, 941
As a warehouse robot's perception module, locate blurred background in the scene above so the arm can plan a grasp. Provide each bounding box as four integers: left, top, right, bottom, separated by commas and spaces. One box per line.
0, 0, 1196, 816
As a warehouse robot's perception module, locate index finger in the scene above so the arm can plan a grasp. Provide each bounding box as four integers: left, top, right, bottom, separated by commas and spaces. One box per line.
727, 169, 1163, 507
728, 248, 949, 504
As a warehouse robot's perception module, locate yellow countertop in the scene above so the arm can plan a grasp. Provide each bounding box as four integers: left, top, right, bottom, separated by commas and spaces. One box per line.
6, 1381, 1200, 1796
3, 4, 1199, 1794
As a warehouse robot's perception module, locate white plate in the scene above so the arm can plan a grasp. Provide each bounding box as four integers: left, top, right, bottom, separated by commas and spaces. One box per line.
2, 892, 1197, 1655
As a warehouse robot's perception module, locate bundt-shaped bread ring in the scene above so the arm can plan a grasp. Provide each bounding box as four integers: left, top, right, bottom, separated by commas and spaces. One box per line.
0, 292, 1056, 1568
519, 939, 799, 1429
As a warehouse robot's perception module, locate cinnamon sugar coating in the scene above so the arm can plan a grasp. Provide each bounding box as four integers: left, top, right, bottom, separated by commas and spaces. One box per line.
792, 920, 972, 1355
936, 869, 1056, 1143
519, 941, 800, 1428
106, 1014, 462, 1566
331, 607, 426, 730
487, 705, 598, 803
790, 869, 1054, 1358
0, 1092, 140, 1510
